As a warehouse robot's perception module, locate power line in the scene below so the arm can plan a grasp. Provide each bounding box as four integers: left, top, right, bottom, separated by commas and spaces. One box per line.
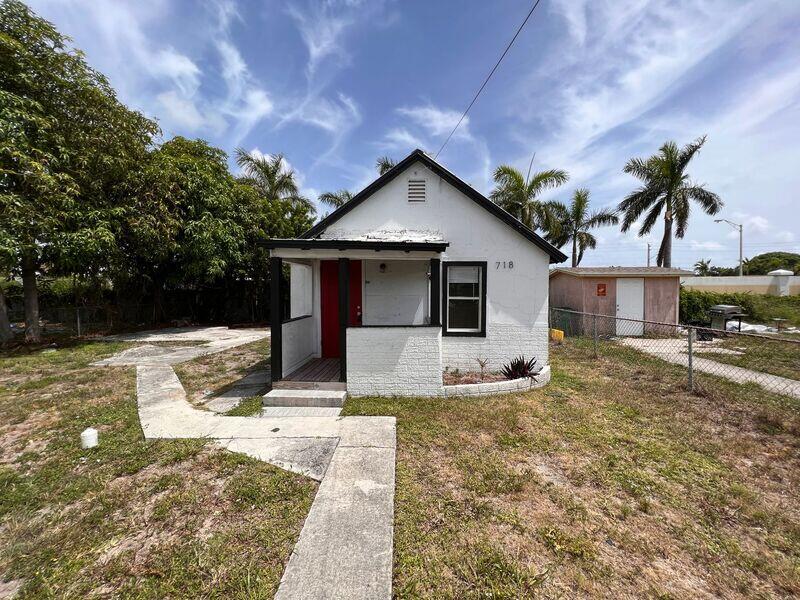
434, 0, 543, 159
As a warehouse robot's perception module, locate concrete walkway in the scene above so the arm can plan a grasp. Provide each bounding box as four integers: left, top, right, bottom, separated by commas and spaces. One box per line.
93, 327, 396, 599
619, 337, 800, 398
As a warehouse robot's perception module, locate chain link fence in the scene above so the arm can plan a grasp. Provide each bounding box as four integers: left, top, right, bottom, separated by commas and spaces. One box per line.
550, 307, 800, 399
7, 305, 162, 337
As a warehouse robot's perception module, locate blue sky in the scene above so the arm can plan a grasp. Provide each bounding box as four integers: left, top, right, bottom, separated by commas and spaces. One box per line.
28, 0, 800, 268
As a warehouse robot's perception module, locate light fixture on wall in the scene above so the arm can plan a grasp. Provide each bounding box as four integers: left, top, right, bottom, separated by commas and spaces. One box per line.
379, 263, 387, 273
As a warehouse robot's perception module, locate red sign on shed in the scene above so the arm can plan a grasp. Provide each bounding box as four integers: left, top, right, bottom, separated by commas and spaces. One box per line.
596, 283, 607, 297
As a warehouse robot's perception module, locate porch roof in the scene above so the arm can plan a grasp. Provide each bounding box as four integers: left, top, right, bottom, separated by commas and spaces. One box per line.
262, 238, 449, 253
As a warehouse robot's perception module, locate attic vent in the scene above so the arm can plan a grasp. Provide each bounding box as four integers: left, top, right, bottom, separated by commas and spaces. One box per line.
408, 179, 426, 202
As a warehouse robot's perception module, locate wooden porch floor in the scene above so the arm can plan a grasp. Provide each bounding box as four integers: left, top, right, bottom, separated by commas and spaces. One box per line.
275, 358, 341, 388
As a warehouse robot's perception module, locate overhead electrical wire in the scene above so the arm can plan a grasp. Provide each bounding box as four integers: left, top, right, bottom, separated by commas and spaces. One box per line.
434, 0, 543, 159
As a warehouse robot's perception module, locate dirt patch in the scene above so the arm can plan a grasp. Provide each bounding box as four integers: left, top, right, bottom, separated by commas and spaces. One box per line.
443, 370, 506, 385
0, 409, 58, 464
174, 338, 269, 405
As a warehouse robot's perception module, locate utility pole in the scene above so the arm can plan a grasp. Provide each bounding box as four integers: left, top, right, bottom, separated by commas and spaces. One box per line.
714, 219, 743, 276
646, 243, 651, 267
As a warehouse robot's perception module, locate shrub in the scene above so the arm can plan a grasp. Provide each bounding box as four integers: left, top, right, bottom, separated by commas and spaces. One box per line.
501, 355, 540, 380
679, 289, 757, 324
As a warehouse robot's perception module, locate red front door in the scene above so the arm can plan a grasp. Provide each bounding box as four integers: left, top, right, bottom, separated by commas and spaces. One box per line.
320, 260, 362, 358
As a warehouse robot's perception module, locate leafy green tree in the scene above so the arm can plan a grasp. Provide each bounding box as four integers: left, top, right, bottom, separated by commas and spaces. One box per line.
116, 138, 246, 319
743, 252, 800, 275
0, 0, 158, 341
235, 148, 312, 212
489, 165, 569, 238
376, 156, 396, 175
618, 136, 723, 268
318, 189, 353, 210
117, 138, 315, 321
552, 189, 618, 267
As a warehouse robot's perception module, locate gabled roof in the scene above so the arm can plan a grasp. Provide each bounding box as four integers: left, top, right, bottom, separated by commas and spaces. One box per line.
550, 266, 693, 277
301, 149, 568, 264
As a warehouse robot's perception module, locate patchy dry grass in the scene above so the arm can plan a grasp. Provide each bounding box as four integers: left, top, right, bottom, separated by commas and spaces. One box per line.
174, 338, 270, 405
343, 339, 800, 598
0, 340, 314, 598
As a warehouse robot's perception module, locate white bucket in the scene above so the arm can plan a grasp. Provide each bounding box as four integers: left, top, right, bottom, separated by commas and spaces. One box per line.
80, 427, 98, 449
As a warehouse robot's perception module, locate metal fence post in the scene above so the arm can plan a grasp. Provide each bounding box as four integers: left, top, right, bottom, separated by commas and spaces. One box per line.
76, 306, 81, 337
593, 314, 598, 358
687, 327, 694, 392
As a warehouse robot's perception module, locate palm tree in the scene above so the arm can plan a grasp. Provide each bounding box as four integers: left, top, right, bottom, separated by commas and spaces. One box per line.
489, 165, 569, 238
376, 156, 396, 175
553, 189, 618, 267
318, 189, 353, 210
618, 136, 722, 268
694, 258, 712, 276
235, 148, 312, 210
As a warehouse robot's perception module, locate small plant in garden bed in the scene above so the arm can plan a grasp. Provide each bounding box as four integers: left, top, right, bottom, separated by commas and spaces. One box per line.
501, 355, 541, 380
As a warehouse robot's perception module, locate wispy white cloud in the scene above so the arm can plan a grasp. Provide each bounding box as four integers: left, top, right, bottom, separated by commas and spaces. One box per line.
691, 240, 725, 251
28, 0, 273, 144
397, 104, 471, 140
287, 4, 354, 79
379, 128, 427, 151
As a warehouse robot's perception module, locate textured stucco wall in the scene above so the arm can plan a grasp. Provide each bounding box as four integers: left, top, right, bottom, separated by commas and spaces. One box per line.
322, 160, 554, 373
346, 326, 443, 396
644, 277, 680, 324
549, 273, 584, 311
282, 316, 317, 377
681, 275, 800, 296
363, 259, 428, 325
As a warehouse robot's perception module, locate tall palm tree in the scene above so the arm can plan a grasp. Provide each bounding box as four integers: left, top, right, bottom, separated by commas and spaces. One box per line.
694, 258, 712, 276
318, 189, 353, 210
489, 165, 569, 238
553, 189, 618, 267
618, 136, 722, 268
376, 156, 396, 175
235, 148, 312, 210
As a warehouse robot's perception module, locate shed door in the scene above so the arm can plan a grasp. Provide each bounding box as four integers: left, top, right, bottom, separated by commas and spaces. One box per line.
616, 278, 644, 336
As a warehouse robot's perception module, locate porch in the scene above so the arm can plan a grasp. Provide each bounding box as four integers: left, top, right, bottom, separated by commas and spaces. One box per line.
265, 238, 448, 394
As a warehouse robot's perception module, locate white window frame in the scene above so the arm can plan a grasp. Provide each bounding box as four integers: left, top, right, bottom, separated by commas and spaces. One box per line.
443, 261, 487, 337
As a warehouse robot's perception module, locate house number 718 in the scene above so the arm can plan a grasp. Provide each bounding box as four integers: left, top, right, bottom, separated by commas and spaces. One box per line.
495, 261, 514, 269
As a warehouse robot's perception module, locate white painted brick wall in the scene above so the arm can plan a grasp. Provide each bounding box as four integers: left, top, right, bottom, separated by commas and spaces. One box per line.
441, 324, 549, 373
282, 316, 317, 377
347, 327, 443, 396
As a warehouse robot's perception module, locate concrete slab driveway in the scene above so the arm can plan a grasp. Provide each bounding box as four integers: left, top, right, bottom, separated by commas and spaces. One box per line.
93, 327, 396, 600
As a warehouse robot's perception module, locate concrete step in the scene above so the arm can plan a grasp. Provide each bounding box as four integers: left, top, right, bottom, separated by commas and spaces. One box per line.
262, 389, 347, 408
271, 380, 347, 391
261, 406, 342, 417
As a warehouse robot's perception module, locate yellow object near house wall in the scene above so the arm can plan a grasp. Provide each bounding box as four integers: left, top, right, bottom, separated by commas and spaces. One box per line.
550, 328, 564, 343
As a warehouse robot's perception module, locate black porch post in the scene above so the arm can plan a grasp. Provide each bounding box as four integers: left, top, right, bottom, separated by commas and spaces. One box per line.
338, 258, 350, 382
270, 256, 283, 382
430, 258, 441, 327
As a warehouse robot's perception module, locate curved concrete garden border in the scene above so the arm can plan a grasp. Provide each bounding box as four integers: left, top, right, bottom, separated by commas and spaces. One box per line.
443, 366, 551, 397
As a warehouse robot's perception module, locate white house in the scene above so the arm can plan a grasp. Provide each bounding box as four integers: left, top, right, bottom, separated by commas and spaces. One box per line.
265, 149, 567, 397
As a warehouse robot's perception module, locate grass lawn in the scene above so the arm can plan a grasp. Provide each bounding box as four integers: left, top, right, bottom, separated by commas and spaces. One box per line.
748, 294, 800, 328
0, 339, 314, 598
343, 339, 800, 598
696, 335, 800, 381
